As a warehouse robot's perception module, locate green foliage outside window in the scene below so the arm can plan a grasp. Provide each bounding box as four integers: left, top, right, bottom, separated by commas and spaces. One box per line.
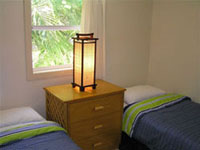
31, 0, 82, 68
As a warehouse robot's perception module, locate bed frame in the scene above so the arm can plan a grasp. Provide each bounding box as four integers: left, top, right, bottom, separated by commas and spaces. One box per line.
119, 132, 150, 150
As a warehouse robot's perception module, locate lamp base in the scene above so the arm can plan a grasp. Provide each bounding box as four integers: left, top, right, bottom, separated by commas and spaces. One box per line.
71, 83, 97, 92
92, 85, 96, 89
72, 83, 76, 88
79, 86, 85, 91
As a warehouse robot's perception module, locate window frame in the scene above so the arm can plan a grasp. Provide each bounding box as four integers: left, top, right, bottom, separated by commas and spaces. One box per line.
24, 0, 80, 80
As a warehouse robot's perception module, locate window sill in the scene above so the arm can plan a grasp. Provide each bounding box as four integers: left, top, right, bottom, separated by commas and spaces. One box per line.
27, 67, 73, 81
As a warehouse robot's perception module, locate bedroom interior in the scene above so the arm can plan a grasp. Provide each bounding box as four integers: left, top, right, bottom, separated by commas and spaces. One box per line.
0, 0, 200, 150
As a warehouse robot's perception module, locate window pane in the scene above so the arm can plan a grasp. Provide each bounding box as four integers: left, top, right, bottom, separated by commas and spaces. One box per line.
32, 30, 77, 68
31, 0, 82, 26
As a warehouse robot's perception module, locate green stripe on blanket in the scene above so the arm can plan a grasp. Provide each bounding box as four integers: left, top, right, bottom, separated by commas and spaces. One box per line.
1, 122, 50, 133
0, 126, 66, 145
122, 94, 184, 136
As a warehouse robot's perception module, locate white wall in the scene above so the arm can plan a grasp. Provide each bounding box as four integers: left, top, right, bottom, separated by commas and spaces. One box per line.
0, 0, 73, 116
0, 1, 3, 106
148, 0, 200, 102
105, 0, 152, 87
0, 0, 153, 115
3, 0, 199, 116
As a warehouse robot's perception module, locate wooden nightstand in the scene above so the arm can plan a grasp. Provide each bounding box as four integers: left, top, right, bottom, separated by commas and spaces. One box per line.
44, 80, 126, 150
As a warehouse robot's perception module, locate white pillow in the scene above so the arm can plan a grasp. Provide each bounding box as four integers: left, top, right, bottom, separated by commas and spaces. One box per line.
124, 85, 166, 104
0, 107, 45, 128
123, 102, 128, 108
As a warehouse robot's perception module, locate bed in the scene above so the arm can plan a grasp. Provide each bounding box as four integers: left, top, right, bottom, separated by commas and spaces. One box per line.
120, 85, 200, 150
0, 107, 81, 150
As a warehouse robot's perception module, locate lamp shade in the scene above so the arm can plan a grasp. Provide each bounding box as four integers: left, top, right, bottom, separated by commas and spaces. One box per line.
72, 33, 98, 91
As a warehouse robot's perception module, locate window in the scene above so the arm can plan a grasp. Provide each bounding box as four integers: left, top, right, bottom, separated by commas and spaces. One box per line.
24, 0, 82, 80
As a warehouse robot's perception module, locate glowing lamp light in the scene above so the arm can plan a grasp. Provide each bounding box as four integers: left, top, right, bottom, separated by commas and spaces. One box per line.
72, 33, 98, 92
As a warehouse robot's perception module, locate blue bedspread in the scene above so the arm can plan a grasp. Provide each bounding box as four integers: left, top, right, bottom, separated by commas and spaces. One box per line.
0, 121, 80, 150
125, 96, 200, 150
1, 131, 80, 150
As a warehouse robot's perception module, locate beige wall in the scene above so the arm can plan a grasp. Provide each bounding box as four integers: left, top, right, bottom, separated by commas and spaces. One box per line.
148, 0, 200, 102
0, 0, 153, 115
105, 0, 152, 87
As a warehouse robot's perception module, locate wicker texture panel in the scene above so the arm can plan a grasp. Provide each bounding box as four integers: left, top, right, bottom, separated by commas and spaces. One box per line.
46, 92, 67, 129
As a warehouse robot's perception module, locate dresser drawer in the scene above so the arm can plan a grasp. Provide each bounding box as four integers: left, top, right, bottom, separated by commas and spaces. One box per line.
68, 93, 123, 123
70, 112, 122, 140
75, 133, 120, 150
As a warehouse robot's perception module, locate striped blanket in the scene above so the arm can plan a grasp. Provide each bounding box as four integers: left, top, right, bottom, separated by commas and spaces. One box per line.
0, 121, 66, 146
122, 93, 187, 137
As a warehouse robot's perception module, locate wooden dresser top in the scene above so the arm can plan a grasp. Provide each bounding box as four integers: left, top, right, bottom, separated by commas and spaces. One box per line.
44, 80, 126, 103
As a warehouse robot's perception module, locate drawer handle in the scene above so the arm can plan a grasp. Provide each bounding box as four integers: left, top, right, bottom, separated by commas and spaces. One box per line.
94, 106, 104, 111
93, 142, 102, 147
94, 124, 103, 130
